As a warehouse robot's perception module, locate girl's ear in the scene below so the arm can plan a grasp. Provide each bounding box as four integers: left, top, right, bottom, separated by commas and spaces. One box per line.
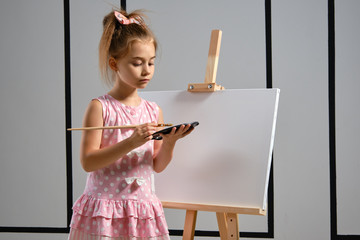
109, 57, 118, 71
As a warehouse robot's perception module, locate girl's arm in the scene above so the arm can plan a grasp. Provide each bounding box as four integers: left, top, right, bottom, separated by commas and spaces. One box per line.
80, 100, 157, 172
153, 108, 193, 173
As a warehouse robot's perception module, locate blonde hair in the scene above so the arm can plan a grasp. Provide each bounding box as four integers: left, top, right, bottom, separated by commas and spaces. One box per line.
99, 9, 158, 86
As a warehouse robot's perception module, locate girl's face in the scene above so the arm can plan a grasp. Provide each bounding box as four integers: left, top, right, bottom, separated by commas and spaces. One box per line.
115, 40, 156, 89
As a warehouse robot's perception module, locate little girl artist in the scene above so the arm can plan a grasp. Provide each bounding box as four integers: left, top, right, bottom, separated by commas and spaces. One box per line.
68, 9, 194, 240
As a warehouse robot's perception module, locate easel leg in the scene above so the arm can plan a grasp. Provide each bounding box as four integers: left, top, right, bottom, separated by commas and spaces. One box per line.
182, 210, 197, 240
216, 212, 240, 240
227, 213, 239, 239
216, 212, 228, 240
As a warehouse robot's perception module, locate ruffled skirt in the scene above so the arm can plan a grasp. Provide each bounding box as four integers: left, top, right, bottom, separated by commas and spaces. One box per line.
69, 194, 169, 239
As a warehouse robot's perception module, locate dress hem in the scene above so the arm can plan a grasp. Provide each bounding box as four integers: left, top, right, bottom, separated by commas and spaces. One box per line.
68, 227, 170, 240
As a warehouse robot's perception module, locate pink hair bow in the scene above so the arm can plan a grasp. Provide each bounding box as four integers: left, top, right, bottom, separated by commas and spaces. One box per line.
114, 11, 141, 25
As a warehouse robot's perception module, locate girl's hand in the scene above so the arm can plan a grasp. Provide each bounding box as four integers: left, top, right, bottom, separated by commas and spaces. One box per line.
128, 122, 157, 148
160, 124, 194, 143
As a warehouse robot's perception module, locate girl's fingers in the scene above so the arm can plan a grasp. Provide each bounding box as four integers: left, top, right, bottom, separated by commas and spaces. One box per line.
177, 124, 191, 134
145, 134, 153, 140
167, 124, 192, 137
153, 124, 194, 141
182, 126, 194, 137
183, 124, 191, 132
139, 123, 157, 132
134, 125, 155, 140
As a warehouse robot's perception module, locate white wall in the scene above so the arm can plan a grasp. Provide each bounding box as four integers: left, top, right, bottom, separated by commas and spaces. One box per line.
0, 0, 359, 239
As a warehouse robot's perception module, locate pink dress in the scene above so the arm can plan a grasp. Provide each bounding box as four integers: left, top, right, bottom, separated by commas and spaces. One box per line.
69, 94, 170, 240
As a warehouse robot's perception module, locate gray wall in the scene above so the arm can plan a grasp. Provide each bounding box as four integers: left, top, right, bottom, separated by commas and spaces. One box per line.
0, 0, 359, 239
0, 0, 67, 229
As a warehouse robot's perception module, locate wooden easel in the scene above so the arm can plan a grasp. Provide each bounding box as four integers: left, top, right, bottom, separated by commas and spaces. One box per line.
188, 30, 225, 92
162, 30, 266, 240
162, 202, 265, 240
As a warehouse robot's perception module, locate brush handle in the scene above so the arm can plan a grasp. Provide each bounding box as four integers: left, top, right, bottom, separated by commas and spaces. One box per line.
67, 124, 172, 131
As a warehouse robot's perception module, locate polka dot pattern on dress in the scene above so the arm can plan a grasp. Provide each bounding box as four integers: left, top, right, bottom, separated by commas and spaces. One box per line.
69, 94, 169, 239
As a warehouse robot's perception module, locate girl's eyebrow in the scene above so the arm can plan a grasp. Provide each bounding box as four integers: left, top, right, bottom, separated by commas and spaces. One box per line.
131, 56, 156, 60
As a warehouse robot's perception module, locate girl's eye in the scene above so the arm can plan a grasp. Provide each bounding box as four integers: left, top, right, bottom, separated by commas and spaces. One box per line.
131, 61, 154, 67
132, 62, 142, 67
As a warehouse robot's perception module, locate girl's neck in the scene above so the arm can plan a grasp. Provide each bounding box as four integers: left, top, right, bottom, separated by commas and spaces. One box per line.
108, 81, 141, 107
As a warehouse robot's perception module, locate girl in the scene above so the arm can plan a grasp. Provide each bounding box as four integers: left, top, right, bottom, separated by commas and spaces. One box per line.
68, 9, 194, 240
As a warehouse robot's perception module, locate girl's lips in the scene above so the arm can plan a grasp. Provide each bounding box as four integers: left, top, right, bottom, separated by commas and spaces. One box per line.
140, 79, 150, 82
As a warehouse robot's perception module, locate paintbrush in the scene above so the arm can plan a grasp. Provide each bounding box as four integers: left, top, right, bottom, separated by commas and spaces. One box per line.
67, 123, 172, 131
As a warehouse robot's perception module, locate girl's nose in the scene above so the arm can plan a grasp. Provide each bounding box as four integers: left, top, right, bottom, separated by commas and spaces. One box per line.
142, 65, 151, 76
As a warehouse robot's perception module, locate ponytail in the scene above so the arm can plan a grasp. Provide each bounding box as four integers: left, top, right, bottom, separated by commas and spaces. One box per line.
99, 12, 117, 86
